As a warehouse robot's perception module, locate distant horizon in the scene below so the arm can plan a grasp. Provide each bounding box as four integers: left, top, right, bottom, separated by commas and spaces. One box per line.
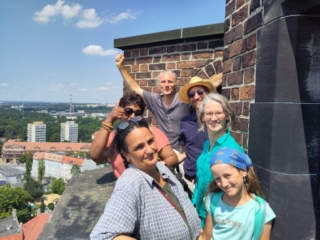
0, 100, 114, 104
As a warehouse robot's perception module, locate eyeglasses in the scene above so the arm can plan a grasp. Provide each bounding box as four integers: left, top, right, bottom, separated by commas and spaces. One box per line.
203, 111, 225, 119
118, 116, 143, 130
187, 89, 205, 98
124, 108, 143, 117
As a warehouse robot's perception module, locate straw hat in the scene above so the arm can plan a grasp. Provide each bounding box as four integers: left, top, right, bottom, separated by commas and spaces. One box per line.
178, 76, 216, 104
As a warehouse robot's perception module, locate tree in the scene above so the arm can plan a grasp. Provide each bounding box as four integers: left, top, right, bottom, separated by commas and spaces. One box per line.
24, 156, 33, 180
18, 152, 32, 164
47, 202, 54, 211
50, 177, 66, 195
71, 164, 81, 175
38, 159, 45, 182
40, 197, 46, 213
0, 185, 33, 223
48, 132, 60, 142
23, 178, 43, 199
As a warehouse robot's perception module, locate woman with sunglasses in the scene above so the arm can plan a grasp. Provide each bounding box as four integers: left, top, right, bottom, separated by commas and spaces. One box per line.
90, 92, 178, 178
192, 93, 244, 229
90, 117, 201, 240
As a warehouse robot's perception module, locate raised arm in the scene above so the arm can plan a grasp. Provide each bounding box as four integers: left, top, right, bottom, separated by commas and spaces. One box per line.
89, 101, 124, 163
116, 53, 143, 96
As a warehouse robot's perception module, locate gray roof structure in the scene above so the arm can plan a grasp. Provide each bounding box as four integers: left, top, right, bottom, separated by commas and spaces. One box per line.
0, 216, 21, 238
38, 166, 116, 240
0, 165, 24, 177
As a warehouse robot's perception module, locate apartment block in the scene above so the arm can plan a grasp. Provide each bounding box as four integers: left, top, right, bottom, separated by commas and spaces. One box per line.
60, 121, 78, 142
27, 121, 46, 142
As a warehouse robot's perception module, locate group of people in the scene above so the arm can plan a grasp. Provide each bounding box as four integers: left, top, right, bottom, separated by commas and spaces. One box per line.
89, 54, 276, 240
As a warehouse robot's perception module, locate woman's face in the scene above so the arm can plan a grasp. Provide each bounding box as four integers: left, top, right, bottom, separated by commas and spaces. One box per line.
202, 100, 228, 134
121, 104, 143, 121
123, 127, 158, 173
211, 164, 246, 199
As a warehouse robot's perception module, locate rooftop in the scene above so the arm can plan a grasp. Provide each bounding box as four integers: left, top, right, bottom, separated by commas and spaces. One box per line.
0, 165, 24, 177
3, 140, 91, 152
0, 216, 21, 239
22, 213, 50, 240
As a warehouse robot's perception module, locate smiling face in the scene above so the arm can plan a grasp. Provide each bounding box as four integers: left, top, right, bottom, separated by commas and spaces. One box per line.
158, 72, 176, 96
211, 164, 247, 199
122, 127, 158, 173
202, 100, 228, 135
188, 85, 207, 110
121, 104, 142, 121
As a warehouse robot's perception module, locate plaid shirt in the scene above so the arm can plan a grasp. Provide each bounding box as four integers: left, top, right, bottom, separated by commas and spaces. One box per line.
90, 162, 201, 240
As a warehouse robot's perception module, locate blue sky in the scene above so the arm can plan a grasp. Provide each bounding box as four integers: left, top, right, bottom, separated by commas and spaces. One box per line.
0, 0, 225, 103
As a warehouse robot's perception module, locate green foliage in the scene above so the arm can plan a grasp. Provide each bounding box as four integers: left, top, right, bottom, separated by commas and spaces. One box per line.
23, 178, 43, 199
43, 191, 52, 195
47, 202, 54, 211
50, 177, 66, 195
38, 159, 45, 182
40, 197, 46, 213
24, 156, 33, 180
0, 185, 33, 223
18, 151, 33, 164
0, 108, 103, 143
71, 164, 81, 174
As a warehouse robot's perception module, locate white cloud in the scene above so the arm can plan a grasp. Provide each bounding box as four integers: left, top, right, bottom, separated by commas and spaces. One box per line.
76, 9, 103, 29
69, 83, 76, 86
34, 2, 139, 28
105, 82, 112, 85
96, 87, 109, 91
106, 9, 139, 23
57, 84, 64, 87
33, 0, 81, 24
0, 83, 8, 87
77, 88, 88, 92
83, 45, 118, 56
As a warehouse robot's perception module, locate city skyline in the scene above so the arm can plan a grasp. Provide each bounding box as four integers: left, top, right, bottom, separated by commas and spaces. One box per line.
0, 0, 225, 103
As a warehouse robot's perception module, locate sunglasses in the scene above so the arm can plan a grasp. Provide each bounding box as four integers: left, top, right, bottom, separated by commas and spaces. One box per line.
124, 108, 143, 117
118, 116, 144, 130
187, 89, 205, 98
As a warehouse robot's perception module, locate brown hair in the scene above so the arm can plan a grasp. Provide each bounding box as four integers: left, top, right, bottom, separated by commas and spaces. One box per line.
119, 92, 146, 112
207, 166, 265, 199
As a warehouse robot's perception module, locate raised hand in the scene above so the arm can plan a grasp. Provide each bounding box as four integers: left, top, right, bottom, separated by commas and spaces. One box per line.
105, 101, 124, 124
115, 53, 125, 68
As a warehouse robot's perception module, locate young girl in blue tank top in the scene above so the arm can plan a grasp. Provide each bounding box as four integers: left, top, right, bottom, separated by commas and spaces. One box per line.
200, 147, 276, 240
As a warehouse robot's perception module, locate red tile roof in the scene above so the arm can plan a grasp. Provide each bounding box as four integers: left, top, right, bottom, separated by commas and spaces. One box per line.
61, 156, 84, 167
22, 213, 50, 240
0, 233, 23, 240
3, 140, 91, 152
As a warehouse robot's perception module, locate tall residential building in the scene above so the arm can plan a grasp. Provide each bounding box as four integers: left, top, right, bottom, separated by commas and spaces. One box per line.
27, 121, 46, 142
61, 121, 78, 142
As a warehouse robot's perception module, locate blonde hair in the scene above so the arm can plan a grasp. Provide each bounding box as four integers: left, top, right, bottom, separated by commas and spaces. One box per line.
197, 93, 235, 131
207, 166, 265, 199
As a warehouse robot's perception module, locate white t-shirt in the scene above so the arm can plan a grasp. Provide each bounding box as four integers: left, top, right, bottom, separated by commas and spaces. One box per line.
204, 192, 276, 240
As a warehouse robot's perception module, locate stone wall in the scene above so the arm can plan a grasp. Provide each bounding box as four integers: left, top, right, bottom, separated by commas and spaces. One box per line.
222, 0, 263, 150
223, 0, 320, 239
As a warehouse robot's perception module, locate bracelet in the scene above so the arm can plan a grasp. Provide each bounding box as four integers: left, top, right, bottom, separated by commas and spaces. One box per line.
101, 124, 112, 133
102, 122, 114, 129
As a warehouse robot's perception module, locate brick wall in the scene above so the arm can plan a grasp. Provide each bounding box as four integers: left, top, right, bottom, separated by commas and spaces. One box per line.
223, 0, 263, 150
122, 39, 224, 125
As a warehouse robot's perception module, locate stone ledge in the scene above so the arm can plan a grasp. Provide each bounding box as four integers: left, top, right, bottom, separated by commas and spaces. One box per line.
114, 23, 224, 49
38, 166, 116, 240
